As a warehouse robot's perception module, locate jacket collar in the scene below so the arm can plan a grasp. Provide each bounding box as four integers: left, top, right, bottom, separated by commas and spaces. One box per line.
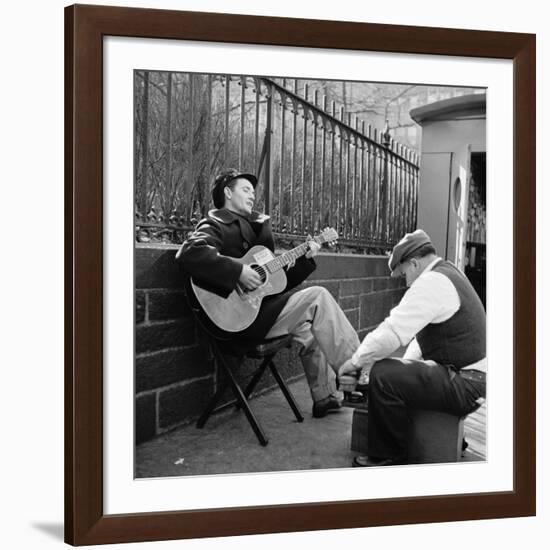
208, 208, 270, 225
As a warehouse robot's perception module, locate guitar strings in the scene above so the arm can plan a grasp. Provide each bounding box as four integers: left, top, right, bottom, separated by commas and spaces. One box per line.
253, 265, 267, 282
261, 231, 333, 273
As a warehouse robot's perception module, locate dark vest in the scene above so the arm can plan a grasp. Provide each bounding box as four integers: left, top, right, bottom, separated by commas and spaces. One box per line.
416, 260, 486, 369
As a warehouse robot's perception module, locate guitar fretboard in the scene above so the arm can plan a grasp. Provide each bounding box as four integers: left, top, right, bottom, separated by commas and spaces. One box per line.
265, 237, 324, 274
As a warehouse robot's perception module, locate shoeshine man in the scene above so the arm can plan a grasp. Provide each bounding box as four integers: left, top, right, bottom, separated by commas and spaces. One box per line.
176, 169, 360, 418
339, 229, 487, 467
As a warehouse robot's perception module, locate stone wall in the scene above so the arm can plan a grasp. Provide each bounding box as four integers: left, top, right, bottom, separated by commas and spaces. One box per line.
135, 244, 407, 444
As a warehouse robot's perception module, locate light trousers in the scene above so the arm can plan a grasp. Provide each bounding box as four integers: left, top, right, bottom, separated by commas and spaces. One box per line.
265, 286, 360, 402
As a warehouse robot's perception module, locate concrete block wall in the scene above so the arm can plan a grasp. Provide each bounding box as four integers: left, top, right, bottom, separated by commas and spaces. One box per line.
135, 244, 407, 444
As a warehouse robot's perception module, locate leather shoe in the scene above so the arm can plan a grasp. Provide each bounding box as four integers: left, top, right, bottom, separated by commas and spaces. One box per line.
337, 374, 358, 392
312, 395, 342, 418
344, 391, 367, 404
352, 455, 406, 467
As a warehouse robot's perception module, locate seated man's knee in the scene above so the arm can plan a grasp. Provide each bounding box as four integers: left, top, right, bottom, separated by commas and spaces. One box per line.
304, 285, 333, 303
370, 358, 403, 386
304, 285, 326, 295
369, 362, 385, 386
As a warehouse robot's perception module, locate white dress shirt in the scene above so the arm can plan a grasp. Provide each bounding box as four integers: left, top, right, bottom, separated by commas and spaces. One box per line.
351, 257, 487, 375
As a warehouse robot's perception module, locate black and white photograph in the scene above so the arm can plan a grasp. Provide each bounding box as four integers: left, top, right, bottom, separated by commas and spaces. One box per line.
3, 0, 543, 548
134, 71, 487, 478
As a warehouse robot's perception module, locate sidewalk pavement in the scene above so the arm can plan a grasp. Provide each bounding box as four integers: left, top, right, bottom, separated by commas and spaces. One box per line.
136, 377, 486, 478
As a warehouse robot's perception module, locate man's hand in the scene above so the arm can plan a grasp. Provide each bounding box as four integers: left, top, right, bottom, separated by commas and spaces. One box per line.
306, 237, 321, 259
338, 358, 360, 377
239, 265, 262, 290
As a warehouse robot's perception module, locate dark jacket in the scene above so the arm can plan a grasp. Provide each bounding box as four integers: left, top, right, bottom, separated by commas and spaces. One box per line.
176, 208, 316, 342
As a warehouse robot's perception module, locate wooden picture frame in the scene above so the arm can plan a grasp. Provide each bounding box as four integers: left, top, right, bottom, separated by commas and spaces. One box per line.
65, 4, 535, 545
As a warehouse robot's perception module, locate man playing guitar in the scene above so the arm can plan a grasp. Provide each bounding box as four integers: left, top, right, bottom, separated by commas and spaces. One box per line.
176, 168, 360, 418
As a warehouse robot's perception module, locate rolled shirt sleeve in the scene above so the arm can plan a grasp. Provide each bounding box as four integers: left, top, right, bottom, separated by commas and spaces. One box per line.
351, 324, 402, 372
402, 337, 423, 360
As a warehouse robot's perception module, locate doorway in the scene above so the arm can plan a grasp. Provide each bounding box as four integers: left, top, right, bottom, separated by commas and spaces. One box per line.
464, 152, 486, 307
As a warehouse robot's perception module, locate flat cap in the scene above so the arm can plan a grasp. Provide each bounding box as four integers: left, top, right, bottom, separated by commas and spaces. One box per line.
212, 168, 257, 208
388, 229, 433, 275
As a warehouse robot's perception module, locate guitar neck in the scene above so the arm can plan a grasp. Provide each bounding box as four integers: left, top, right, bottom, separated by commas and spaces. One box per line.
266, 236, 323, 273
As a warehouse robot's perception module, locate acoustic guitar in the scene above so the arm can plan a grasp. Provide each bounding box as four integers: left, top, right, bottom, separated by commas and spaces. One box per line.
190, 227, 338, 332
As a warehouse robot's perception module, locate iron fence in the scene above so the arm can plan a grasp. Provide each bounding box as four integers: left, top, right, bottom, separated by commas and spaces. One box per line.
134, 72, 419, 251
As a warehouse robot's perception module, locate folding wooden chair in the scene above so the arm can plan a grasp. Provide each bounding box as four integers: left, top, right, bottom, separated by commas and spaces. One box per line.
184, 289, 304, 446
195, 331, 304, 446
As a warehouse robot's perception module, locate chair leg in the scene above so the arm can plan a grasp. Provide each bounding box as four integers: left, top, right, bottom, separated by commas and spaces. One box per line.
237, 356, 272, 408
268, 360, 304, 422
196, 379, 228, 429
196, 340, 232, 428
222, 360, 268, 446
196, 352, 268, 446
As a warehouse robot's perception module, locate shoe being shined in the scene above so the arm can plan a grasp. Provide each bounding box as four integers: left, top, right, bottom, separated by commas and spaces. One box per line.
339, 373, 368, 405
338, 364, 369, 392
337, 374, 358, 393
312, 395, 342, 418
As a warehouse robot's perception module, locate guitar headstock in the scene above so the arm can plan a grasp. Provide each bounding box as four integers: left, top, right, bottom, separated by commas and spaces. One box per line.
316, 227, 339, 247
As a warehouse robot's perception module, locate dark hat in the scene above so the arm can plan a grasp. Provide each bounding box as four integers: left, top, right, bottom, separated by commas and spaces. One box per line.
388, 229, 433, 276
212, 169, 258, 208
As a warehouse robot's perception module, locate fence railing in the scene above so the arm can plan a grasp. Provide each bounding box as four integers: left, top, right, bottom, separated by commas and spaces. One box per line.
134, 72, 419, 251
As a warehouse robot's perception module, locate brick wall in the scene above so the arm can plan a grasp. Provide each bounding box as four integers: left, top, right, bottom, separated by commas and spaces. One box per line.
135, 244, 407, 444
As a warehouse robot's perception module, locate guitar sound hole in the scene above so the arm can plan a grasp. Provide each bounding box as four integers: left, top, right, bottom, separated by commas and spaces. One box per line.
250, 264, 268, 285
